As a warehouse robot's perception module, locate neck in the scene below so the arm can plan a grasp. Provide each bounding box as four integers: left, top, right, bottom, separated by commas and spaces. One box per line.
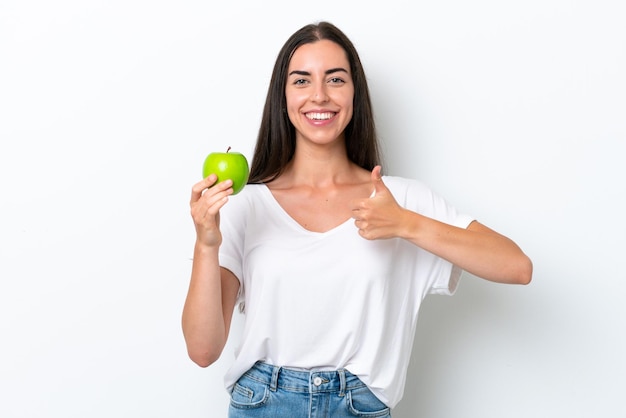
281, 141, 355, 188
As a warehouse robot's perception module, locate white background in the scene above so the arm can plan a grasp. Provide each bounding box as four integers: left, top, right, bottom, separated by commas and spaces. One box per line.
1, 1, 625, 417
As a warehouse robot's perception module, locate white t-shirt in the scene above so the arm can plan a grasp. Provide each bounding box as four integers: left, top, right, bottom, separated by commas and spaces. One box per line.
218, 176, 474, 408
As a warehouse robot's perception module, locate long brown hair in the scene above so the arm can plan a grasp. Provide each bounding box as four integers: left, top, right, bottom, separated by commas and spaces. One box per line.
248, 21, 382, 183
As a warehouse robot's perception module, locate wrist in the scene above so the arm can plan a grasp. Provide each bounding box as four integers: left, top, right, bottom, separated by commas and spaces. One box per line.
194, 240, 220, 256
398, 209, 423, 241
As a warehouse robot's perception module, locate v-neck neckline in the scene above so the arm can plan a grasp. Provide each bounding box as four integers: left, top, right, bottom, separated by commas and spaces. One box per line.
259, 184, 356, 235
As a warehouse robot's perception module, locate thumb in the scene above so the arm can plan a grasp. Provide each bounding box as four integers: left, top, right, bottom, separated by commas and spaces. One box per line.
371, 165, 386, 195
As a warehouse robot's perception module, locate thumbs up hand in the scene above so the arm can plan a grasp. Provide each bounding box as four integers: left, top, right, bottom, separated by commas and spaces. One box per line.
350, 166, 407, 240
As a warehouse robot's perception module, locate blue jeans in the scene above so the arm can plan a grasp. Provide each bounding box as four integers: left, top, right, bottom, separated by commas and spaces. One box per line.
228, 361, 391, 417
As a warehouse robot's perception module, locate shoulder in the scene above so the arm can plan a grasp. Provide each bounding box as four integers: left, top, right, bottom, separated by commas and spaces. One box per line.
381, 175, 434, 198
234, 183, 267, 199
382, 175, 463, 219
222, 183, 267, 213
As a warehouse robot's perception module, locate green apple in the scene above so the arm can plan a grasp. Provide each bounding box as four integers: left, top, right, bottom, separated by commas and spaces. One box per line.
202, 147, 250, 195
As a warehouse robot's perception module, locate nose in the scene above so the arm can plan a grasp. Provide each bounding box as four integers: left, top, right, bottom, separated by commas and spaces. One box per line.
311, 83, 329, 102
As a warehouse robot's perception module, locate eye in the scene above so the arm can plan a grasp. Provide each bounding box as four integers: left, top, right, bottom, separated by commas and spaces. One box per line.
328, 77, 346, 85
293, 78, 309, 86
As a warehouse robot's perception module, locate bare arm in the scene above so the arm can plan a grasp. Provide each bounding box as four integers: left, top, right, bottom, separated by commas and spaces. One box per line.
400, 216, 532, 284
181, 175, 240, 367
351, 166, 532, 285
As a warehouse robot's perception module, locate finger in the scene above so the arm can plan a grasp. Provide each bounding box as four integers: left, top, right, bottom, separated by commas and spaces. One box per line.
350, 198, 368, 214
370, 165, 387, 196
190, 176, 232, 204
210, 185, 233, 203
190, 174, 217, 202
371, 165, 382, 181
203, 198, 227, 219
191, 188, 232, 221
201, 183, 234, 209
357, 227, 373, 240
349, 199, 361, 213
205, 178, 233, 195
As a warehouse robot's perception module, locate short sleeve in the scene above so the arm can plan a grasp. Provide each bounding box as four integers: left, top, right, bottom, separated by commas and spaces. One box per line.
218, 190, 250, 303
384, 176, 475, 296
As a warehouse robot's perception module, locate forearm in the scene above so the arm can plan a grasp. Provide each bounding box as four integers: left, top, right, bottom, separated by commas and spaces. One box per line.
182, 242, 229, 367
399, 210, 532, 284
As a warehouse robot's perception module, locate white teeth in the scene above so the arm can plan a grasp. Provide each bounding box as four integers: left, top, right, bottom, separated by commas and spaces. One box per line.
306, 112, 334, 120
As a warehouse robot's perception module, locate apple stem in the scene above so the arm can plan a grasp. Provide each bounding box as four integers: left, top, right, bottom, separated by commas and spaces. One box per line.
227, 146, 231, 153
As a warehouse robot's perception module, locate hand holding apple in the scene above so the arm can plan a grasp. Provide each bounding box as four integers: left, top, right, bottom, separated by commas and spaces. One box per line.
202, 147, 250, 195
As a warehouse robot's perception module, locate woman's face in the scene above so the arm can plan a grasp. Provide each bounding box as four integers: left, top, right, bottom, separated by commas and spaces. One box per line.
285, 39, 354, 148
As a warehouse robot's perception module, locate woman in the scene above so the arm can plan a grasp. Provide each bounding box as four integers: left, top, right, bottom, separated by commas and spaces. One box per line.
182, 21, 532, 417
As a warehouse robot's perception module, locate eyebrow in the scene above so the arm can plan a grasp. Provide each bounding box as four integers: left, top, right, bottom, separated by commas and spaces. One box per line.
288, 67, 349, 77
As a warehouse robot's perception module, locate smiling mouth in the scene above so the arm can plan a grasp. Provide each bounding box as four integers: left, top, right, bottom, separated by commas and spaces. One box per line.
305, 112, 336, 121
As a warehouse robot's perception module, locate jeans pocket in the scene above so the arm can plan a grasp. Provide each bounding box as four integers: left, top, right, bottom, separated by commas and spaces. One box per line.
346, 386, 391, 417
229, 376, 270, 410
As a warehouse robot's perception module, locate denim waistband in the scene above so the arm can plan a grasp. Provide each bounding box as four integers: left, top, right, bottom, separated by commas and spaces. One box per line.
242, 361, 367, 394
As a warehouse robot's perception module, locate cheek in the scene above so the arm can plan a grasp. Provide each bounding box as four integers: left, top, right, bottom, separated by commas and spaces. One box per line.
332, 89, 354, 114
285, 93, 305, 114
340, 98, 354, 122
286, 109, 299, 127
